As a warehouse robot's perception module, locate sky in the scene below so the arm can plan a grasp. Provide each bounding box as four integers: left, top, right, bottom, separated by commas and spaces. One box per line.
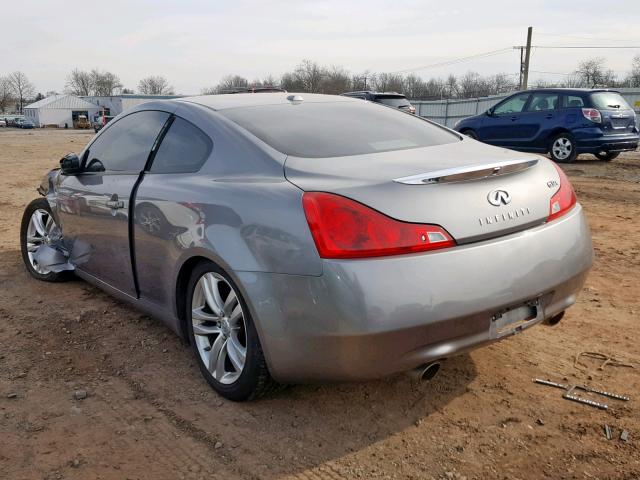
2, 0, 639, 95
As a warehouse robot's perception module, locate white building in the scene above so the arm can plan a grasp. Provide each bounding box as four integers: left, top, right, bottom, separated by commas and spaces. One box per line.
81, 94, 182, 117
24, 95, 99, 128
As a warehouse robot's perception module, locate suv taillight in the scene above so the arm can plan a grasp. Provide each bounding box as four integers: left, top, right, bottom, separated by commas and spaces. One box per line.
581, 108, 601, 123
548, 164, 577, 222
302, 192, 455, 259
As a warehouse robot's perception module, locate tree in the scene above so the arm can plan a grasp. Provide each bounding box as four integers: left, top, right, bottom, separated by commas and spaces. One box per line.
626, 55, 640, 87
138, 75, 174, 95
90, 69, 123, 96
65, 68, 93, 96
373, 73, 405, 94
122, 88, 135, 94
574, 57, 616, 87
320, 66, 351, 94
7, 71, 35, 113
0, 76, 15, 113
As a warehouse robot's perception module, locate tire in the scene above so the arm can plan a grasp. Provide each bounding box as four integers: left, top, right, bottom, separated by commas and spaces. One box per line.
185, 261, 277, 401
461, 129, 478, 140
594, 151, 620, 162
549, 132, 577, 163
20, 198, 72, 282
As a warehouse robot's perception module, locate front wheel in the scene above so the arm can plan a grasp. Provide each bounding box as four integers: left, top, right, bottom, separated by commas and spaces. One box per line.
186, 261, 276, 401
594, 151, 620, 162
461, 129, 478, 140
549, 133, 577, 163
20, 198, 72, 282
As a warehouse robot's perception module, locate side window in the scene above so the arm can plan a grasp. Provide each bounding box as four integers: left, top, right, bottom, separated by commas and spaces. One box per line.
563, 95, 585, 108
526, 93, 559, 112
85, 110, 169, 172
493, 94, 530, 115
149, 117, 212, 174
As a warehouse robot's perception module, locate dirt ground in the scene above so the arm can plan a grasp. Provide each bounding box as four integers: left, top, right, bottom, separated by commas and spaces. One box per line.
1, 129, 639, 480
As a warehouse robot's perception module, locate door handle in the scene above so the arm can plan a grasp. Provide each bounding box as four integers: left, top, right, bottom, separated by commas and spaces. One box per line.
545, 114, 554, 119
510, 116, 518, 121
106, 194, 124, 210
106, 200, 124, 209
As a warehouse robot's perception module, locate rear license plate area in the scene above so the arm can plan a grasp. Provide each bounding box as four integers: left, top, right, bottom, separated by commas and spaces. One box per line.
490, 300, 540, 339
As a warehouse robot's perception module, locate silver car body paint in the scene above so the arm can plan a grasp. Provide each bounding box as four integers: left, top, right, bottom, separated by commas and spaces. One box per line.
36, 93, 593, 383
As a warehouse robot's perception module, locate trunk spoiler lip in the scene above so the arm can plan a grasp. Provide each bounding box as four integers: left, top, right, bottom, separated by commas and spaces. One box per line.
392, 158, 539, 185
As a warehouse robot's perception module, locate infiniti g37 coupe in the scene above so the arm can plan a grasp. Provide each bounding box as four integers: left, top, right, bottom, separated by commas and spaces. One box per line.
21, 93, 593, 401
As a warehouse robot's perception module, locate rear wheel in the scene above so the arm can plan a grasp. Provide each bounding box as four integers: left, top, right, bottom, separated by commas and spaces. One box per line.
20, 198, 71, 282
186, 261, 276, 401
594, 151, 620, 162
549, 132, 577, 163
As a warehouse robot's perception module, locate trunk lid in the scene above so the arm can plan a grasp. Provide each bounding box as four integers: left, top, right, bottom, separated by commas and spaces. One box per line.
285, 139, 560, 243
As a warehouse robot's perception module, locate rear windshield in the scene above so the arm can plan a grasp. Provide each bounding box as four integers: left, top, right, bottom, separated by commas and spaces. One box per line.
590, 92, 632, 110
221, 101, 458, 158
376, 96, 411, 108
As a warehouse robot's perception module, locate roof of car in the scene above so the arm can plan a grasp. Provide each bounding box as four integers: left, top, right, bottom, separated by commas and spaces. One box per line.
520, 88, 617, 94
178, 92, 358, 110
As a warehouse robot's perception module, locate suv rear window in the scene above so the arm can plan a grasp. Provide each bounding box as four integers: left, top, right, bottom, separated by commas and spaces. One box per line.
590, 92, 632, 110
375, 96, 410, 108
221, 101, 458, 158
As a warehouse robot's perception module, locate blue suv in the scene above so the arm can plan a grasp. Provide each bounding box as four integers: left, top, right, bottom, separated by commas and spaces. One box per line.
454, 88, 639, 162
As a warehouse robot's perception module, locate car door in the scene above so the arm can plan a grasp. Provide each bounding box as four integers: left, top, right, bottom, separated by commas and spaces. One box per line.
514, 92, 560, 151
478, 93, 531, 146
56, 110, 170, 296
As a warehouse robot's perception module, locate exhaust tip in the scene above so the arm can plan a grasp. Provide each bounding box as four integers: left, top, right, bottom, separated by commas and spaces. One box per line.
409, 362, 441, 381
544, 311, 565, 326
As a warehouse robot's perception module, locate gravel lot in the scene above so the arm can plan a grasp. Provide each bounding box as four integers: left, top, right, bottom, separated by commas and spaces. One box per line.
1, 129, 639, 480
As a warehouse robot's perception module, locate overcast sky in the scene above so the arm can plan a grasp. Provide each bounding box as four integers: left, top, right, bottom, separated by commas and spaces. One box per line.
2, 0, 639, 94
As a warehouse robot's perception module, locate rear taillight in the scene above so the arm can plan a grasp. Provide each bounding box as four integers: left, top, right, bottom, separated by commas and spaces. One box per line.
302, 192, 455, 259
581, 108, 601, 123
548, 164, 577, 222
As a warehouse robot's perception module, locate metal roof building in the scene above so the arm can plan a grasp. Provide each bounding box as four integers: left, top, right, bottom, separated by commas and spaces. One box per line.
24, 94, 99, 128
81, 94, 183, 117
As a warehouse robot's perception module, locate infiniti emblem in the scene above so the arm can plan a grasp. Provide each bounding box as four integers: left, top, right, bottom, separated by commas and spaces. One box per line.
487, 189, 511, 206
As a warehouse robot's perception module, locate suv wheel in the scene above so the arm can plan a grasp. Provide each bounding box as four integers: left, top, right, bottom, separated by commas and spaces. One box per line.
594, 151, 620, 162
549, 132, 577, 163
186, 261, 276, 401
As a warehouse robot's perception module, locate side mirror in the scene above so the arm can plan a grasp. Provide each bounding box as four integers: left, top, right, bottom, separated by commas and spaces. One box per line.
60, 153, 82, 175
486, 108, 494, 116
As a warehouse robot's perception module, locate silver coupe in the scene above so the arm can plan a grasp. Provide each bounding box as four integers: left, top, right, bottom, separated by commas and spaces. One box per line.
20, 93, 593, 400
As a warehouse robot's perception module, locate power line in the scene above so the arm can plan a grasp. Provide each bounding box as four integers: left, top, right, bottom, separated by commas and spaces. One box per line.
536, 32, 639, 43
533, 45, 640, 49
387, 48, 513, 74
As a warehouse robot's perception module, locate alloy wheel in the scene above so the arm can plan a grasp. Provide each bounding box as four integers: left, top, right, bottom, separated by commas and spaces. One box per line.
26, 209, 59, 274
552, 137, 572, 161
191, 272, 247, 384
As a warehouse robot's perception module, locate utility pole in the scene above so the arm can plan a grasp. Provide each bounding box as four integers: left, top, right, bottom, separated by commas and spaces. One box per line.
522, 26, 533, 90
515, 27, 533, 90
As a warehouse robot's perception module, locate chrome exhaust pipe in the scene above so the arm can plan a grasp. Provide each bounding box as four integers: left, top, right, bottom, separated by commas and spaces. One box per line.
408, 361, 441, 381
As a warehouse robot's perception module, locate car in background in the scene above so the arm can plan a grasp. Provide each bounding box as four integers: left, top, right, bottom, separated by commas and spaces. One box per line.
20, 119, 35, 129
92, 114, 115, 133
454, 88, 639, 163
341, 91, 416, 114
0, 119, 6, 127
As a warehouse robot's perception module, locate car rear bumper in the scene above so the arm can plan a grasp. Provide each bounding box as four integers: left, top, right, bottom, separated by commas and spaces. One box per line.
236, 205, 593, 383
575, 131, 639, 153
